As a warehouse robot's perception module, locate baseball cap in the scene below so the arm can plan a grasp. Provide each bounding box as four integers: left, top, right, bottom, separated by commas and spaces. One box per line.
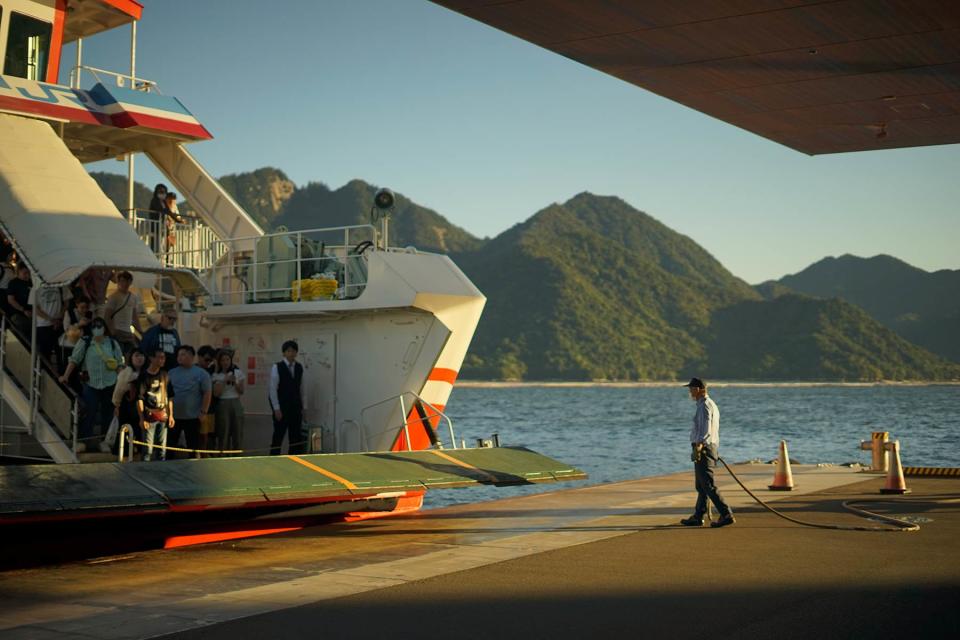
683, 377, 706, 389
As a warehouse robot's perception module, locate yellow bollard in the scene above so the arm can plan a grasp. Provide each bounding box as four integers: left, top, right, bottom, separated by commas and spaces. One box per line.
859, 431, 889, 472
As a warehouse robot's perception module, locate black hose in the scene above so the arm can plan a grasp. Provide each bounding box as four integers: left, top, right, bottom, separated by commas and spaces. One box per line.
717, 457, 922, 532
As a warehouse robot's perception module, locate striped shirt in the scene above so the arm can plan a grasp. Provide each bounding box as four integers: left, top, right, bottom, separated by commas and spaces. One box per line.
70, 337, 122, 390
689, 395, 720, 446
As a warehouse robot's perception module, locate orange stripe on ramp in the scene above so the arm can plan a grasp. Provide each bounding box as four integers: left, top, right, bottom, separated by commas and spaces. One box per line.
289, 455, 358, 490
429, 450, 497, 482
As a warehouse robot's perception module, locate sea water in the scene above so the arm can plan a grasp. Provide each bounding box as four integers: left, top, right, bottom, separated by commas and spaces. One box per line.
423, 384, 960, 509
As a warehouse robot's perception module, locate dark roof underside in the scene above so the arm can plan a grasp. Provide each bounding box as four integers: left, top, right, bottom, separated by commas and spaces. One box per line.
431, 0, 960, 155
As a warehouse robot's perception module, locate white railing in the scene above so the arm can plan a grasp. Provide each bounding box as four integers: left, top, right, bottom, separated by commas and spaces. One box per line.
69, 64, 159, 92
359, 391, 458, 452
192, 225, 378, 306
128, 211, 380, 306
129, 209, 226, 270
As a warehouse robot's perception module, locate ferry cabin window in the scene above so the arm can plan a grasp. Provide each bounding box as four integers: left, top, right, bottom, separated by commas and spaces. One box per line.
4, 12, 52, 81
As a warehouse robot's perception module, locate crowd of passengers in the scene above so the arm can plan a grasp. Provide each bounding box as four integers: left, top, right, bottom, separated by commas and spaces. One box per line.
0, 234, 245, 459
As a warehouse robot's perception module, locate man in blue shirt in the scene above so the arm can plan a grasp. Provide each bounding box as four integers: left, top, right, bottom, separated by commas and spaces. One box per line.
140, 310, 181, 371
168, 345, 211, 456
680, 378, 734, 528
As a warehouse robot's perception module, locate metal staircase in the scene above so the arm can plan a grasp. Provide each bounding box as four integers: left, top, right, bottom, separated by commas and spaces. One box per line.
143, 140, 264, 247
0, 321, 79, 464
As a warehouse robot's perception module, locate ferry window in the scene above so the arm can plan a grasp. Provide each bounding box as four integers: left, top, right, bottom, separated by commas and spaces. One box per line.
4, 12, 52, 81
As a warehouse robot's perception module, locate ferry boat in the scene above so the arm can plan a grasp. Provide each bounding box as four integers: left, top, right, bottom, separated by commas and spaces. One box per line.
0, 0, 584, 533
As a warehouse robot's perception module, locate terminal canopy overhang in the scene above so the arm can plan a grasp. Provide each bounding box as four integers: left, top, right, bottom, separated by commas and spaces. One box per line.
431, 0, 960, 155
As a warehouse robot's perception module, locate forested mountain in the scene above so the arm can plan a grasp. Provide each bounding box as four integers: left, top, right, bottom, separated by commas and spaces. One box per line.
90, 172, 153, 213
456, 193, 761, 379
217, 167, 294, 230
273, 179, 485, 254
776, 255, 960, 363
702, 295, 960, 380
456, 194, 958, 381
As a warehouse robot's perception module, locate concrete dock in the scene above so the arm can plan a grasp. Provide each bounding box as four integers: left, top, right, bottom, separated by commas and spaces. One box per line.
2, 463, 957, 639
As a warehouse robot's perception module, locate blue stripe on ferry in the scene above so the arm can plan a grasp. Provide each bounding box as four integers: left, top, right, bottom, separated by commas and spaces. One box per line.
87, 82, 193, 116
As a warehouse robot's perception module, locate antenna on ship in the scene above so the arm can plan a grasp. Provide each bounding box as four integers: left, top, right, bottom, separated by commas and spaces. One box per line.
370, 187, 395, 249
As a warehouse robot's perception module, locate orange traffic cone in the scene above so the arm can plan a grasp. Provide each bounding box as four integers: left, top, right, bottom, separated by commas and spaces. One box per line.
880, 440, 911, 495
768, 440, 795, 491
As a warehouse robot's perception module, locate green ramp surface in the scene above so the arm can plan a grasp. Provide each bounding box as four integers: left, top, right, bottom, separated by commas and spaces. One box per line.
0, 447, 586, 519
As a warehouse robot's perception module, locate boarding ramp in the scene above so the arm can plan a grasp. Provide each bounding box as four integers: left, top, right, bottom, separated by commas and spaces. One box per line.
0, 447, 587, 521
144, 139, 264, 247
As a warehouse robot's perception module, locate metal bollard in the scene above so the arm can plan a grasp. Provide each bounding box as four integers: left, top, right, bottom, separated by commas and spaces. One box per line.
118, 425, 132, 463
859, 431, 889, 472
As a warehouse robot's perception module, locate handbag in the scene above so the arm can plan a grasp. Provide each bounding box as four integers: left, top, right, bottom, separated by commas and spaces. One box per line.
92, 339, 119, 371
146, 408, 168, 422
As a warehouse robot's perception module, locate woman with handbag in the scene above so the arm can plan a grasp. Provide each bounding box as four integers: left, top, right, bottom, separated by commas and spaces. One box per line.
212, 348, 245, 454
59, 318, 124, 453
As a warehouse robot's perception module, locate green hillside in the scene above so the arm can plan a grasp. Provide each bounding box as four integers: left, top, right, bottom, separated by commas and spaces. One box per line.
778, 255, 960, 363
457, 193, 760, 380
703, 294, 960, 381
274, 179, 484, 254
89, 171, 153, 214
217, 167, 294, 230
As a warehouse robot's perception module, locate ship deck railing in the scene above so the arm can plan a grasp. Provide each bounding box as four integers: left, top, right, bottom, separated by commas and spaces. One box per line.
161, 224, 379, 307
68, 64, 159, 93
128, 209, 227, 271
127, 211, 429, 308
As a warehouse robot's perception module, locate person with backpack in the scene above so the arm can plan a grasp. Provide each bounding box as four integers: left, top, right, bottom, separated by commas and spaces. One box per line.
101, 271, 145, 356
59, 317, 124, 452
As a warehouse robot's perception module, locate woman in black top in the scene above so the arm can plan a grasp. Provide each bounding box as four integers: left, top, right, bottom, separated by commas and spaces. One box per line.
148, 184, 168, 253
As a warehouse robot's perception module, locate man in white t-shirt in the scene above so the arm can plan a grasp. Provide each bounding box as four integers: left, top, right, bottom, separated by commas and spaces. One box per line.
101, 270, 145, 354
29, 280, 71, 365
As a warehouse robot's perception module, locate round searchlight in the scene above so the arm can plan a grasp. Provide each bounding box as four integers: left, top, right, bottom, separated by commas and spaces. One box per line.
373, 188, 395, 211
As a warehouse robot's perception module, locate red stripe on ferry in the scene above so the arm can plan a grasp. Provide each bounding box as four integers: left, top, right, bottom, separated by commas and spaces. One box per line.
428, 368, 458, 385
0, 95, 110, 126
111, 111, 213, 139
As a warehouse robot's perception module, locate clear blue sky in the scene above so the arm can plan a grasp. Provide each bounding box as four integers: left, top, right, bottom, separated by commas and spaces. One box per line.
71, 0, 959, 284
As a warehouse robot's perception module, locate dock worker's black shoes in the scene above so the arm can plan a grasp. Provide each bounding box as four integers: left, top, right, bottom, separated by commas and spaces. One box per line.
679, 516, 704, 526
710, 514, 736, 528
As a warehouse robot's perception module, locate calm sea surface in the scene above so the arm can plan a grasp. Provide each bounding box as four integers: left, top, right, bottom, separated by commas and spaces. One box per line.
424, 385, 960, 509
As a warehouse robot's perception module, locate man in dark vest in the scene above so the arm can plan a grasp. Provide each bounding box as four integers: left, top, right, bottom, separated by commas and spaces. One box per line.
269, 340, 306, 455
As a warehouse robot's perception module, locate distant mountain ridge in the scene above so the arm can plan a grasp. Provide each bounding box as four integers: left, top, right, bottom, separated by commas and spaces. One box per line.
770, 254, 960, 363
89, 169, 960, 381
457, 193, 760, 379
703, 294, 959, 380
457, 193, 957, 381
275, 179, 484, 254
